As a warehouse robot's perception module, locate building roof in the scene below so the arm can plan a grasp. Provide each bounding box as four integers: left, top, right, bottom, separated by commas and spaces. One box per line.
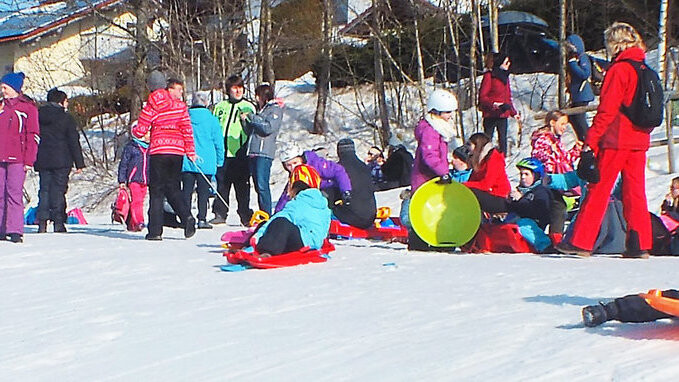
0, 0, 125, 43
480, 11, 549, 29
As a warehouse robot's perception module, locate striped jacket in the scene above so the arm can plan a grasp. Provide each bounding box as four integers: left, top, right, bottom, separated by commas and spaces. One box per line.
132, 89, 195, 157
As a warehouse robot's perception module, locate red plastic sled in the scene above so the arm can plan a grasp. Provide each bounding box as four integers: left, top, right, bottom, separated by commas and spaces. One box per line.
224, 239, 336, 269
329, 218, 408, 241
462, 223, 536, 253
640, 289, 679, 317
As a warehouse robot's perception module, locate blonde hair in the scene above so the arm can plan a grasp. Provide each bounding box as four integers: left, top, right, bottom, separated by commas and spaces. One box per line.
604, 22, 645, 57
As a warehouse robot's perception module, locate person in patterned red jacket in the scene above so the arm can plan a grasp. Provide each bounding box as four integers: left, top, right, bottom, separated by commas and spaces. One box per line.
133, 77, 197, 241
0, 72, 39, 243
557, 22, 652, 258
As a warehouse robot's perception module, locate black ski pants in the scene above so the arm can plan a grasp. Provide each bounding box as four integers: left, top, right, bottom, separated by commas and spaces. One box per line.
470, 188, 508, 214
607, 289, 679, 323
37, 167, 71, 223
213, 156, 252, 224
483, 117, 508, 154
182, 172, 211, 221
257, 217, 304, 255
148, 154, 191, 237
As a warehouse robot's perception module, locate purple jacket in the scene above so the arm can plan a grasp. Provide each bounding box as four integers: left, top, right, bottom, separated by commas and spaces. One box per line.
411, 118, 449, 191
274, 150, 352, 212
118, 139, 150, 185
0, 95, 40, 165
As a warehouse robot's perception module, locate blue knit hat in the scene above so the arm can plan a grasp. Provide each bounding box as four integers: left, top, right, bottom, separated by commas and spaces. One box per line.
1, 72, 25, 93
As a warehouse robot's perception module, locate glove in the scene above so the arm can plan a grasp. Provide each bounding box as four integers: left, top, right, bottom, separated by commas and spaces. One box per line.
341, 190, 352, 206
577, 150, 600, 184
437, 174, 452, 184
498, 103, 512, 113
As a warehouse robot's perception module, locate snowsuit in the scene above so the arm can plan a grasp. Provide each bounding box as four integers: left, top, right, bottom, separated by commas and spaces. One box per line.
275, 150, 352, 213
212, 97, 256, 224
118, 138, 149, 231
567, 34, 595, 141
0, 95, 39, 236
335, 147, 377, 229
597, 290, 679, 324
255, 188, 331, 254
34, 102, 85, 225
479, 69, 517, 154
245, 100, 283, 215
464, 143, 511, 213
132, 89, 196, 238
182, 106, 225, 222
376, 145, 414, 191
507, 181, 552, 230
411, 118, 449, 192
568, 47, 652, 253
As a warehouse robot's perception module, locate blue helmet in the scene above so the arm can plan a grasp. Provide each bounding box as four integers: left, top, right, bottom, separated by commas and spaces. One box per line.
516, 157, 545, 179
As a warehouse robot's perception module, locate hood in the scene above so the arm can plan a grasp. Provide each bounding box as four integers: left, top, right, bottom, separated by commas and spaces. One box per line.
337, 148, 359, 163
146, 89, 174, 112
567, 34, 585, 55
294, 188, 327, 209
614, 46, 646, 62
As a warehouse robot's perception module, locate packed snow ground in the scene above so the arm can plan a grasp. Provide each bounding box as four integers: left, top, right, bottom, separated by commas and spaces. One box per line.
5, 71, 679, 380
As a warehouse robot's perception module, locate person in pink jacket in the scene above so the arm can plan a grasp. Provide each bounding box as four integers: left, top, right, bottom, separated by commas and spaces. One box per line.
0, 72, 39, 243
132, 76, 197, 241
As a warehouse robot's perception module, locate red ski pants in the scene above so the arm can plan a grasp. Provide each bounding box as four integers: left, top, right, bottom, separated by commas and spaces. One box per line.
128, 182, 147, 230
569, 149, 651, 251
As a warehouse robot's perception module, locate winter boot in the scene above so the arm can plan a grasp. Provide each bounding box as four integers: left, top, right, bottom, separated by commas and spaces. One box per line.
184, 216, 196, 238
38, 220, 48, 233
555, 241, 592, 257
209, 214, 226, 225
197, 220, 212, 229
145, 234, 162, 241
623, 230, 650, 259
8, 233, 23, 243
582, 303, 608, 327
54, 221, 67, 233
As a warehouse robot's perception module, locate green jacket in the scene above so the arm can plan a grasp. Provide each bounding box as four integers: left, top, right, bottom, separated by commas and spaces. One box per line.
213, 98, 256, 158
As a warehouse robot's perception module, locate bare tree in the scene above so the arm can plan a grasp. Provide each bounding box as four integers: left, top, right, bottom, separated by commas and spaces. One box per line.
373, 0, 391, 146
312, 0, 333, 134
558, 0, 567, 109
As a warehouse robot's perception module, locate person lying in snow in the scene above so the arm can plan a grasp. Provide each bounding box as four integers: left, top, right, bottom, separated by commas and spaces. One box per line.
582, 290, 679, 327
275, 143, 352, 213
253, 164, 331, 256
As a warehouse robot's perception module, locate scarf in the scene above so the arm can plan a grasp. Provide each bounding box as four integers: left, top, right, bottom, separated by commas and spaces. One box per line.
425, 113, 456, 143
492, 67, 509, 84
518, 179, 542, 195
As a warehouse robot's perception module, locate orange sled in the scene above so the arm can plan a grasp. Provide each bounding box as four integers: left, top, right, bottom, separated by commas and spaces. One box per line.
640, 289, 679, 317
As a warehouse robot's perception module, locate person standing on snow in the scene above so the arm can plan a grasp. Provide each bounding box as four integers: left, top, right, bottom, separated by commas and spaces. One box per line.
117, 132, 150, 232
557, 22, 653, 258
334, 138, 377, 229
210, 75, 256, 226
243, 84, 282, 216
0, 72, 39, 243
133, 76, 197, 241
34, 88, 85, 234
478, 53, 519, 155
566, 34, 595, 141
182, 92, 224, 229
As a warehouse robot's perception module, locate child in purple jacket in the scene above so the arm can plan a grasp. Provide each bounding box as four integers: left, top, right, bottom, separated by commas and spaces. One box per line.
118, 134, 150, 231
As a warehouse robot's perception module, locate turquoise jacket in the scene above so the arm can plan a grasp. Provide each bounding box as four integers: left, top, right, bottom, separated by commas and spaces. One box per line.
182, 106, 225, 175
255, 188, 331, 250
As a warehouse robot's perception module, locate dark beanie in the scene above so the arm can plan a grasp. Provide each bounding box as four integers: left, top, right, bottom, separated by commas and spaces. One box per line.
1, 72, 25, 93
453, 145, 471, 162
147, 70, 166, 92
337, 138, 355, 154
492, 52, 508, 69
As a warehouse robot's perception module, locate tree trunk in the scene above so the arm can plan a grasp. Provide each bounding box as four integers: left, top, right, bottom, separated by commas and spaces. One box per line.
410, 0, 426, 109
469, 0, 479, 130
558, 0, 567, 109
313, 0, 333, 135
256, 0, 268, 84
373, 0, 390, 146
489, 0, 499, 53
658, 0, 674, 172
131, 0, 149, 124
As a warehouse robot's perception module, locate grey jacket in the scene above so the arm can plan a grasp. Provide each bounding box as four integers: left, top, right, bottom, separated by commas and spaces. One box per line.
245, 101, 282, 159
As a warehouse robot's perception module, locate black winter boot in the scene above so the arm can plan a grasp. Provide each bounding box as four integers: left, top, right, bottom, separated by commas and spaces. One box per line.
623, 230, 649, 259
38, 220, 47, 233
184, 216, 196, 238
582, 303, 608, 327
54, 222, 67, 233
8, 233, 23, 243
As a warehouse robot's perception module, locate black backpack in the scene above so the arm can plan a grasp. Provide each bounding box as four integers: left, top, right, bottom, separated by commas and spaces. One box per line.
617, 59, 664, 130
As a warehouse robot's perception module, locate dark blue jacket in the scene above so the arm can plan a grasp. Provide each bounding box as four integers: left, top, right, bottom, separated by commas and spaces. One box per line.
567, 34, 595, 103
118, 138, 150, 185
507, 181, 552, 229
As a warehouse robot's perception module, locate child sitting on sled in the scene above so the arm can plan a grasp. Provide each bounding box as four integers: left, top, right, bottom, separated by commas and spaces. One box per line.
659, 176, 679, 232
253, 164, 331, 256
582, 289, 679, 327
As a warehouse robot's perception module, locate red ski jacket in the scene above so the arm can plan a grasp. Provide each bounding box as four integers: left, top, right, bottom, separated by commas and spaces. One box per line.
133, 89, 195, 157
586, 47, 650, 154
478, 71, 517, 119
0, 95, 40, 166
465, 147, 511, 198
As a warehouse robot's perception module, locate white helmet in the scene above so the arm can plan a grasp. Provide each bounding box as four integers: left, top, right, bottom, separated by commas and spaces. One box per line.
427, 89, 458, 113
279, 142, 303, 163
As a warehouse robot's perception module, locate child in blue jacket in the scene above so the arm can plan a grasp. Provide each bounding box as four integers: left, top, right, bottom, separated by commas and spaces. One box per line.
118, 133, 150, 231
254, 164, 331, 256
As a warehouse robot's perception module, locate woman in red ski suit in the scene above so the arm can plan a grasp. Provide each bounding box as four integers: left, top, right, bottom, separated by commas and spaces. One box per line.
557, 22, 652, 258
464, 132, 510, 214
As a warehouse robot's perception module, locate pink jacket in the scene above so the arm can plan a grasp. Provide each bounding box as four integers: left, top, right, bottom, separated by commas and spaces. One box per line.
530, 128, 581, 174
0, 95, 40, 165
132, 89, 195, 157
411, 118, 449, 191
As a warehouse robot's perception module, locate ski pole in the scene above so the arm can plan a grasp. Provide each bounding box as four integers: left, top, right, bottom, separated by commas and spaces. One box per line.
188, 156, 231, 211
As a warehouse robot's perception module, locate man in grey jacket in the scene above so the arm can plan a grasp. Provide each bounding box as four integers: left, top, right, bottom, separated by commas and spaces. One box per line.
243, 84, 282, 215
